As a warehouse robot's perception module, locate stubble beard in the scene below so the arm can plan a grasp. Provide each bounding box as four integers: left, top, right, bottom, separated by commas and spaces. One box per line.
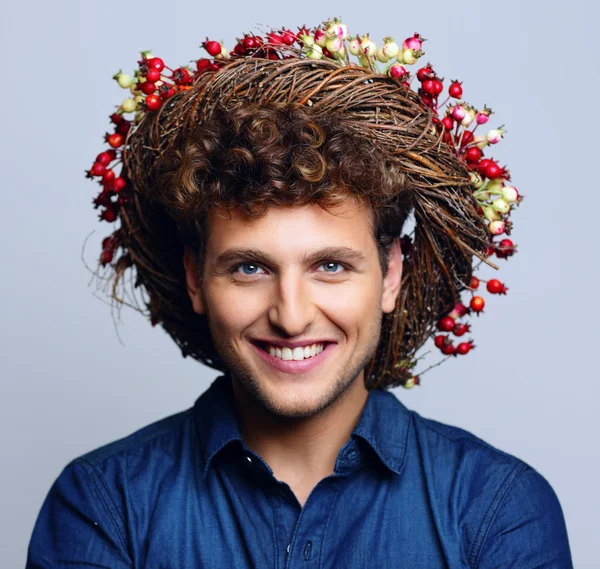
204, 307, 383, 421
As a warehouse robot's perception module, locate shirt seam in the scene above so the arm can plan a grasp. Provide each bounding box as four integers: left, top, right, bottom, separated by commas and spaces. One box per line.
417, 418, 523, 463
79, 409, 193, 466
468, 461, 530, 569
75, 458, 131, 561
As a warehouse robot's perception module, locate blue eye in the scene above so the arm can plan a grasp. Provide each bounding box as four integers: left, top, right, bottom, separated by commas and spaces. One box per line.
238, 263, 263, 275
228, 260, 346, 278
321, 262, 342, 273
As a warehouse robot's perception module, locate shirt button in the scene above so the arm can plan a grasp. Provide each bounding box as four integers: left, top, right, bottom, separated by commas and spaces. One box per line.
286, 544, 291, 554
245, 455, 253, 464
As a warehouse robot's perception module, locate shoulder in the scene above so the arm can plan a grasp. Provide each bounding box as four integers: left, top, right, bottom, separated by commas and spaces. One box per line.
28, 408, 198, 565
62, 406, 198, 514
402, 406, 572, 566
408, 407, 528, 481
70, 406, 195, 474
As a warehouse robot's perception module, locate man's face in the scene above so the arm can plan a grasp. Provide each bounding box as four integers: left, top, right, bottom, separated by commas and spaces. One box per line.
184, 200, 402, 420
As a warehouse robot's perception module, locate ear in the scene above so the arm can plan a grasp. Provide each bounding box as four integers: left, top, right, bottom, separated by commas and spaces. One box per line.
183, 245, 207, 315
381, 237, 403, 314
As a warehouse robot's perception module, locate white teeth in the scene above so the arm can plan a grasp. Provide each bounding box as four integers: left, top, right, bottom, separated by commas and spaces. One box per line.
265, 342, 326, 361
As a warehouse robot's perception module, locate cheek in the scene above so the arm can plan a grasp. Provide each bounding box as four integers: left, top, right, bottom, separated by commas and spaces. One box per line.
205, 283, 270, 330
315, 278, 382, 328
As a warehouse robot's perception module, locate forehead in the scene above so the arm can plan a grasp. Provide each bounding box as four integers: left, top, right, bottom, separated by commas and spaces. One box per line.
204, 201, 377, 256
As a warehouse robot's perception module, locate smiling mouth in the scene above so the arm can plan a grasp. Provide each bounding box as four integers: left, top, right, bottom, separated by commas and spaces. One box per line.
253, 341, 331, 361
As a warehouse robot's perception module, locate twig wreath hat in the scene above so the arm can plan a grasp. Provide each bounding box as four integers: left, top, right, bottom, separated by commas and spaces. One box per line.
85, 17, 523, 390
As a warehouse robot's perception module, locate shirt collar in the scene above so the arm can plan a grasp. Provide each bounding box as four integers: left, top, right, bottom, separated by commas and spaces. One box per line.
193, 374, 411, 480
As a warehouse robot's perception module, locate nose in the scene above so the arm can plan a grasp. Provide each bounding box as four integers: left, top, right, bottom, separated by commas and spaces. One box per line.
268, 269, 317, 337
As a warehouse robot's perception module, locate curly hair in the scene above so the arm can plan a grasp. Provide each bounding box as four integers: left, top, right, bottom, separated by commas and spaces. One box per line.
156, 102, 410, 277
105, 57, 490, 389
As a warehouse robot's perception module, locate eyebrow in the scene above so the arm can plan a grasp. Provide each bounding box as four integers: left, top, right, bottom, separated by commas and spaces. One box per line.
214, 246, 368, 268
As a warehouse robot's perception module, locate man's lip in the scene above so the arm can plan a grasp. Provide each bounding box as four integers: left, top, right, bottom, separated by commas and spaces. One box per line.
249, 340, 336, 374
251, 339, 337, 350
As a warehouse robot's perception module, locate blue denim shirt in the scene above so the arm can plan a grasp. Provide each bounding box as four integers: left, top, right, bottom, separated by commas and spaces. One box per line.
27, 374, 573, 568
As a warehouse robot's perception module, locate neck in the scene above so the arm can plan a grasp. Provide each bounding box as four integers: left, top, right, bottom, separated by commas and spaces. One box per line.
231, 374, 369, 484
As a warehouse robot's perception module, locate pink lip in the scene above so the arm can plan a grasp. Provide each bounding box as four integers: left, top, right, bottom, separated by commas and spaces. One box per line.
249, 341, 336, 374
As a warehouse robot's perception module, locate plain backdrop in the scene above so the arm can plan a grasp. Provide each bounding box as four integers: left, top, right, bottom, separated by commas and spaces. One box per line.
1, 0, 598, 567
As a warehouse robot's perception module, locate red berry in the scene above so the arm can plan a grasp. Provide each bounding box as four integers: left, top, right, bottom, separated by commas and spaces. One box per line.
147, 57, 165, 72
453, 323, 470, 337
96, 151, 112, 165
110, 113, 123, 125
448, 80, 463, 98
484, 161, 503, 179
417, 65, 434, 82
470, 296, 485, 313
196, 58, 212, 72
456, 341, 474, 355
231, 42, 245, 56
486, 279, 508, 294
90, 162, 106, 177
441, 343, 456, 356
146, 68, 161, 83
281, 29, 296, 45
102, 235, 115, 250
498, 239, 516, 258
159, 84, 176, 99
242, 35, 258, 50
106, 133, 123, 148
451, 302, 468, 318
203, 40, 222, 56
100, 250, 114, 265
434, 334, 448, 349
267, 32, 284, 45
437, 316, 455, 332
100, 206, 117, 222
470, 276, 480, 289
477, 158, 493, 175
419, 92, 434, 108
464, 147, 482, 163
102, 169, 115, 184
460, 130, 474, 147
422, 79, 436, 95
140, 81, 156, 95
112, 177, 126, 193
172, 67, 191, 86
441, 116, 454, 130
116, 120, 131, 135
145, 94, 162, 111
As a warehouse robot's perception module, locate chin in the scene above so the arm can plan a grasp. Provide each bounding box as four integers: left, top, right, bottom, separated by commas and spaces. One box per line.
240, 370, 355, 420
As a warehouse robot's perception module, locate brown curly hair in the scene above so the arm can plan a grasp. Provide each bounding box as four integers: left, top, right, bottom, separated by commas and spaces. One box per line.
104, 57, 490, 389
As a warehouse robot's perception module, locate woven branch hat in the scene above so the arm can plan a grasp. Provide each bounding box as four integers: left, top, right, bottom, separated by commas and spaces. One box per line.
86, 17, 523, 390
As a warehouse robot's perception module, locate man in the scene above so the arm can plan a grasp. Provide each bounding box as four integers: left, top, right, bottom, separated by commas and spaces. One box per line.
27, 25, 573, 568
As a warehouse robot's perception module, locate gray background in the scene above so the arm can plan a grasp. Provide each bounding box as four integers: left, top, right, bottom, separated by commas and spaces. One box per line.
1, 0, 597, 567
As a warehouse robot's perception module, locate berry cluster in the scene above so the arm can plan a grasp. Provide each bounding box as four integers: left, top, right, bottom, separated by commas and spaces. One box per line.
86, 17, 522, 387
